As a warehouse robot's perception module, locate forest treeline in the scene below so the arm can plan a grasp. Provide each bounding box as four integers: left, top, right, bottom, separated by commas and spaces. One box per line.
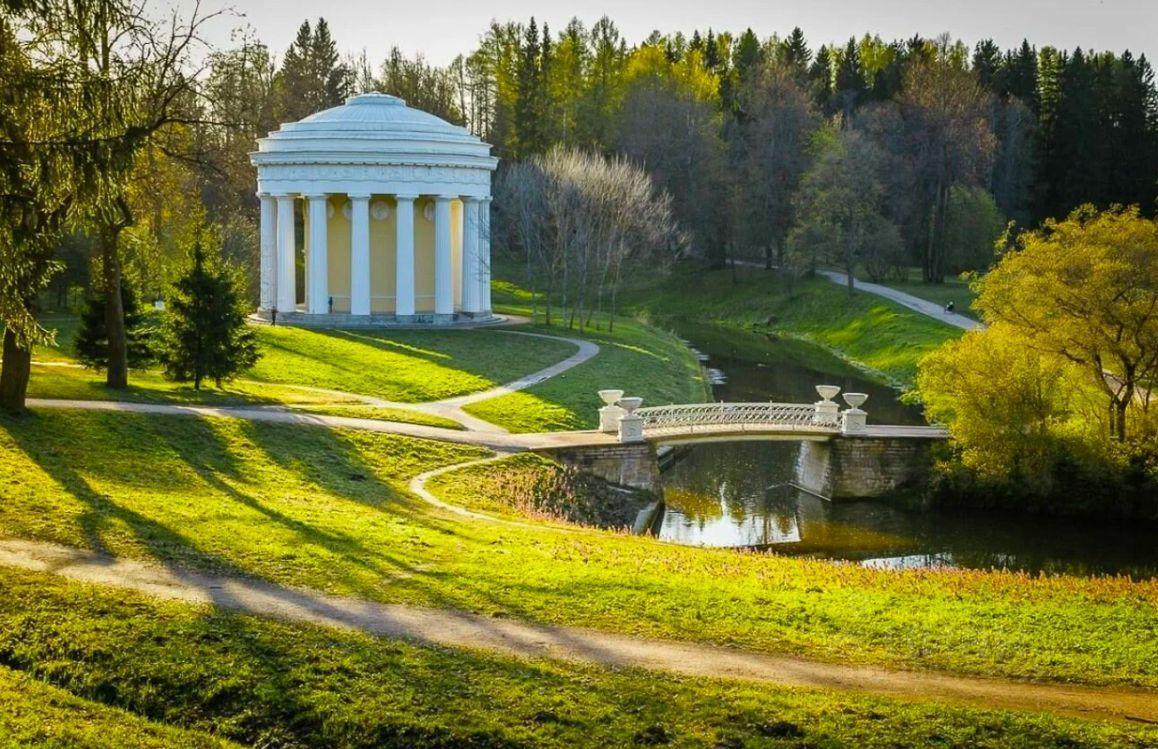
5, 3, 1157, 413
80, 15, 1158, 301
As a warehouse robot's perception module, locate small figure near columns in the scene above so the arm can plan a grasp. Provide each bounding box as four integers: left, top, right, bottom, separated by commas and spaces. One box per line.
250, 92, 498, 327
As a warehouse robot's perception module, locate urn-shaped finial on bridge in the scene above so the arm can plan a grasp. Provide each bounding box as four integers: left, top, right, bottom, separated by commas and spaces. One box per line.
598, 389, 626, 433
617, 397, 645, 443
841, 392, 869, 434
813, 384, 842, 427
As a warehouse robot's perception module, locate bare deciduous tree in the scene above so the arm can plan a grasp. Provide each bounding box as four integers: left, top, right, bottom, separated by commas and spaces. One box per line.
494, 148, 682, 331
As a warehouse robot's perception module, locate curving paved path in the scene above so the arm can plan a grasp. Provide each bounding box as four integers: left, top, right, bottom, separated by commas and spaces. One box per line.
1, 537, 1153, 726
24, 398, 615, 451
815, 270, 985, 332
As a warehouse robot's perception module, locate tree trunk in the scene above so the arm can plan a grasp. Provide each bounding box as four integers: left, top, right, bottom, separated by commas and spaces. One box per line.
101, 225, 129, 389
0, 329, 33, 415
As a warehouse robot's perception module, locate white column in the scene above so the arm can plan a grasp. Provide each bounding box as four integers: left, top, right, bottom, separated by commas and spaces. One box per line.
461, 197, 481, 314
433, 195, 454, 317
306, 194, 329, 314
479, 197, 493, 314
275, 195, 296, 312
395, 195, 417, 318
258, 193, 277, 310
349, 194, 371, 316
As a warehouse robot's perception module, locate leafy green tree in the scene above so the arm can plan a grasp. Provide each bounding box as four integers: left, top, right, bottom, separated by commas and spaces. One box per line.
0, 0, 208, 412
160, 235, 259, 390
976, 207, 1158, 441
75, 285, 154, 370
897, 53, 996, 282
916, 323, 1079, 490
733, 64, 818, 268
942, 186, 1004, 272
789, 126, 903, 287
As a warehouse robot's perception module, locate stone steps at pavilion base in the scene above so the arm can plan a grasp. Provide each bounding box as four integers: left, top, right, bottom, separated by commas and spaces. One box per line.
248, 310, 503, 329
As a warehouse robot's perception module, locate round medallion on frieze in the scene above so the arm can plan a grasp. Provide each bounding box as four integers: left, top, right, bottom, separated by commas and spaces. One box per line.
371, 201, 391, 221
422, 202, 434, 222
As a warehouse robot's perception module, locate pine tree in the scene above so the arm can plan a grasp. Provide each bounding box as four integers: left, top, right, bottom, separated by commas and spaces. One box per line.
312, 19, 351, 108
781, 27, 812, 75
972, 39, 1002, 92
75, 284, 155, 371
809, 45, 834, 112
833, 38, 866, 118
160, 236, 259, 390
512, 18, 553, 157
276, 18, 351, 122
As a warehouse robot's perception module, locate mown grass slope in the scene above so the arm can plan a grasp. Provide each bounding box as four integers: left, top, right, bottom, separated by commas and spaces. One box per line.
1, 567, 1153, 749
1, 409, 1153, 689
632, 265, 962, 386
0, 661, 238, 748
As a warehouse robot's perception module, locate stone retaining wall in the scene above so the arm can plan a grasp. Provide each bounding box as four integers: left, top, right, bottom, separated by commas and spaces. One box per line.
541, 442, 662, 493
794, 436, 941, 500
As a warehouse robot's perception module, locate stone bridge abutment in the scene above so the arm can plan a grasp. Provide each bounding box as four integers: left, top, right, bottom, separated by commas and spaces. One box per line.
540, 388, 948, 501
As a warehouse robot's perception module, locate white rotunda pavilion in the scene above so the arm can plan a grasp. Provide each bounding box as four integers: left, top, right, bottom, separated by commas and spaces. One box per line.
251, 92, 498, 325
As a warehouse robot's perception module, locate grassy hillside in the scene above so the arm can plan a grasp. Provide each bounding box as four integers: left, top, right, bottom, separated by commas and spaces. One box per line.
1, 409, 1154, 689
463, 319, 708, 431
631, 265, 962, 386
0, 662, 238, 748
4, 567, 1149, 749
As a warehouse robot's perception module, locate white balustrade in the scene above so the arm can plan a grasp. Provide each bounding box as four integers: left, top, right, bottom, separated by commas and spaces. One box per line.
632, 402, 840, 437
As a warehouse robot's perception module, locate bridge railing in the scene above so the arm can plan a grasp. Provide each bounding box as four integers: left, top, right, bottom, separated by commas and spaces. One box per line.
633, 402, 840, 436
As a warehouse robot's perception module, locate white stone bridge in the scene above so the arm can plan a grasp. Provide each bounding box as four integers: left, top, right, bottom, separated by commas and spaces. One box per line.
541, 389, 948, 501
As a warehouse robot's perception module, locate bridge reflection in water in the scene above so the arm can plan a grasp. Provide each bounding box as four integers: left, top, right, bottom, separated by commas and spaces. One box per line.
654, 442, 1158, 578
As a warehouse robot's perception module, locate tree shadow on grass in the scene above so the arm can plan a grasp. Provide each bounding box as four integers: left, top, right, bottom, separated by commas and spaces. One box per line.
2, 408, 652, 668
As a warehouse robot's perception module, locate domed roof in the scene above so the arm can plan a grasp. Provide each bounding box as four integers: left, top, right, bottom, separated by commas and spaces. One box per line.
252, 92, 495, 168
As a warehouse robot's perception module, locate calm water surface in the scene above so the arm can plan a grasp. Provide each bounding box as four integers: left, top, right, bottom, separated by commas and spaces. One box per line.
653, 320, 1158, 578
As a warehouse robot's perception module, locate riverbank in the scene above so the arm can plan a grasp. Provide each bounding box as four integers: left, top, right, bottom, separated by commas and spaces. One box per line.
629, 263, 962, 387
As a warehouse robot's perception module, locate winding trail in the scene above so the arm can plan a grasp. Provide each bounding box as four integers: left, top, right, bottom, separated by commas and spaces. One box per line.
17, 303, 1156, 726
28, 326, 601, 438
23, 398, 614, 451
815, 270, 985, 332
1, 536, 1154, 726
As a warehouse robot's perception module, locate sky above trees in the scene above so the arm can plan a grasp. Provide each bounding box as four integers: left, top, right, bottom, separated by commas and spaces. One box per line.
206, 0, 1158, 67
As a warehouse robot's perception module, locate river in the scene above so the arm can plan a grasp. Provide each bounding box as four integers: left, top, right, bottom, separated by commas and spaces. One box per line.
651, 320, 1158, 578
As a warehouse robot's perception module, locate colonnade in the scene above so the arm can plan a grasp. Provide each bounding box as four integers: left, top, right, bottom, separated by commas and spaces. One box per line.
257, 192, 492, 320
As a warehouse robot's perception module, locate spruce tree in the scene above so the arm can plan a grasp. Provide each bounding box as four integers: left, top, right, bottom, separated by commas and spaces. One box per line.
160, 237, 258, 390
781, 27, 812, 75
75, 285, 155, 371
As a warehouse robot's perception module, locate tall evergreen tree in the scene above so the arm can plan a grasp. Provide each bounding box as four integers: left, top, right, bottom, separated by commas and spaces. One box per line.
277, 18, 351, 122
972, 39, 1002, 92
160, 236, 259, 390
75, 285, 154, 371
513, 18, 551, 157
833, 38, 866, 118
781, 27, 812, 76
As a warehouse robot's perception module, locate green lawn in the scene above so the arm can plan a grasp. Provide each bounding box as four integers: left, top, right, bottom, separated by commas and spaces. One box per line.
33, 321, 575, 403
28, 309, 701, 433
1, 409, 1154, 690
247, 325, 575, 402
463, 319, 708, 432
631, 265, 962, 386
1, 567, 1152, 749
0, 663, 237, 748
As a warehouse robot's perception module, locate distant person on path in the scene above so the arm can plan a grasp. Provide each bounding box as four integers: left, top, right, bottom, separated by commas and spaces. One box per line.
945, 301, 956, 314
